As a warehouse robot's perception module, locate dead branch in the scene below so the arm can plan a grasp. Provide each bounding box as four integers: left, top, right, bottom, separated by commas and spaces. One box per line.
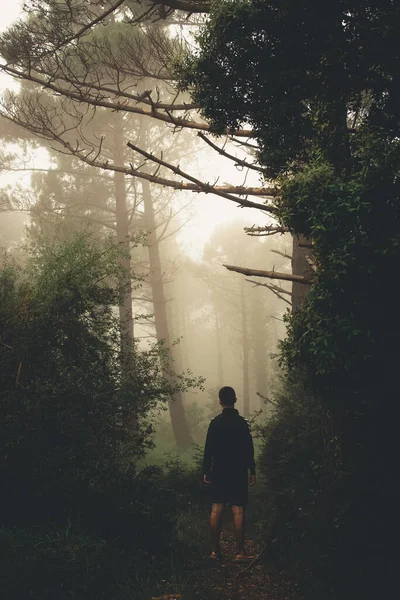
9, 1, 127, 66
0, 65, 254, 138
197, 132, 265, 173
270, 249, 292, 260
43, 0, 127, 58
0, 98, 277, 211
244, 225, 288, 236
271, 315, 284, 322
269, 283, 292, 297
233, 544, 267, 594
40, 133, 275, 211
224, 264, 313, 285
31, 66, 201, 112
245, 278, 292, 305
231, 137, 260, 150
127, 141, 278, 212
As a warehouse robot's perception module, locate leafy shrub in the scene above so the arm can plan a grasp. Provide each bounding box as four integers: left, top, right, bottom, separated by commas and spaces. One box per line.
0, 234, 203, 599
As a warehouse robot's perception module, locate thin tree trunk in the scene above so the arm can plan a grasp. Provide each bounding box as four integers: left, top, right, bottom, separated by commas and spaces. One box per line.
250, 290, 268, 410
240, 280, 250, 417
114, 118, 134, 351
180, 293, 190, 371
215, 310, 224, 388
142, 179, 193, 448
168, 291, 186, 405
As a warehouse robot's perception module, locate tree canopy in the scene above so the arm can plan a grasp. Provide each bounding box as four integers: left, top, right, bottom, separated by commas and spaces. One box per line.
180, 0, 400, 175
179, 2, 400, 598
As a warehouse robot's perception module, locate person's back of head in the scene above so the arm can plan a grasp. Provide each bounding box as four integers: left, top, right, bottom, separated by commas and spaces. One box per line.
219, 386, 236, 407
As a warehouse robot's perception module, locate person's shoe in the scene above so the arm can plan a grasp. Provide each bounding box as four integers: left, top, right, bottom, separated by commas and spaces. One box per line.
233, 553, 253, 563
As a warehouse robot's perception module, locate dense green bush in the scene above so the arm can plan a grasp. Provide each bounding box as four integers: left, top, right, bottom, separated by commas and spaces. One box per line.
179, 2, 400, 597
0, 461, 208, 600
257, 380, 340, 596
0, 524, 131, 600
0, 234, 204, 599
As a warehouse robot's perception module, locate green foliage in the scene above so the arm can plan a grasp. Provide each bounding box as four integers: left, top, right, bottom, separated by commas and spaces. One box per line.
0, 232, 208, 599
0, 233, 195, 519
179, 2, 400, 598
178, 0, 400, 176
258, 379, 343, 596
0, 464, 203, 600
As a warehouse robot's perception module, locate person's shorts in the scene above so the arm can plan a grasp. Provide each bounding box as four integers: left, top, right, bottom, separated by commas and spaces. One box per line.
210, 477, 248, 507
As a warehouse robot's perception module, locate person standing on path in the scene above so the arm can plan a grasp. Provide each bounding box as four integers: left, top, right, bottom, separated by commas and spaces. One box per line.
203, 386, 256, 562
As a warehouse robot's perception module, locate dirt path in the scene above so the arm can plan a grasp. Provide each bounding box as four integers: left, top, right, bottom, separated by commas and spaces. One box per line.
186, 530, 300, 600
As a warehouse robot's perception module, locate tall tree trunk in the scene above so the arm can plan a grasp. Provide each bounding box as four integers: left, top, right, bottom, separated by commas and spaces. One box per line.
291, 234, 310, 311
240, 280, 250, 417
168, 290, 185, 393
250, 289, 268, 410
142, 179, 193, 448
215, 310, 224, 388
180, 292, 190, 371
113, 118, 134, 352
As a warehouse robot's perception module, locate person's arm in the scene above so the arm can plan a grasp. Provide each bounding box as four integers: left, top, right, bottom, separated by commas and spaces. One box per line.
244, 420, 256, 485
203, 421, 214, 484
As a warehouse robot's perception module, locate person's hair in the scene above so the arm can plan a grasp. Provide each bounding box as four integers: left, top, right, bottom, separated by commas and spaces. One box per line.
218, 386, 236, 406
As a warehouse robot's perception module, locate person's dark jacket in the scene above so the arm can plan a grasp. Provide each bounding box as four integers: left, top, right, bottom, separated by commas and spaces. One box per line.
203, 408, 255, 482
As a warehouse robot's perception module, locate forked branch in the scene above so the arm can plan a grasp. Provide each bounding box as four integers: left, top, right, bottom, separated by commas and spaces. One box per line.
197, 133, 265, 173
127, 141, 278, 212
0, 65, 254, 138
245, 279, 292, 306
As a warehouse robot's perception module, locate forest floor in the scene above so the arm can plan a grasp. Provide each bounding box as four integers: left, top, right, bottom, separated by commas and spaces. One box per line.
152, 524, 300, 600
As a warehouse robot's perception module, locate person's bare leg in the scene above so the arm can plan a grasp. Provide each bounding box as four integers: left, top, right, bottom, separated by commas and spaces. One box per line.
209, 503, 224, 555
232, 505, 246, 556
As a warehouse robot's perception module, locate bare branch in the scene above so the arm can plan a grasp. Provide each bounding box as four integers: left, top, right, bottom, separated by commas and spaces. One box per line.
271, 315, 284, 322
10, 122, 274, 210
197, 133, 265, 173
127, 141, 278, 212
223, 264, 313, 285
245, 278, 292, 306
32, 66, 201, 111
267, 283, 292, 297
37, 0, 127, 59
270, 249, 292, 260
0, 65, 254, 137
244, 225, 288, 236
231, 137, 260, 150
1, 166, 112, 181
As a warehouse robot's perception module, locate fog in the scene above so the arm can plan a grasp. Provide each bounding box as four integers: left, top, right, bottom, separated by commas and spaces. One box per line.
0, 0, 292, 454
